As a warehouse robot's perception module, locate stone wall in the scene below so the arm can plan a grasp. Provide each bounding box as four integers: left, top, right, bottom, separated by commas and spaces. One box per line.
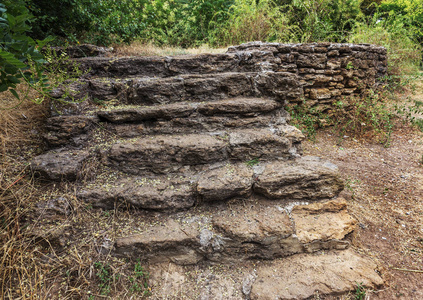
59, 42, 388, 115
227, 42, 388, 111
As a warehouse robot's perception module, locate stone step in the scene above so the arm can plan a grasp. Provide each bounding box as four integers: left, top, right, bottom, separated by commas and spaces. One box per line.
77, 156, 343, 210
105, 127, 303, 174
97, 97, 283, 123
147, 248, 383, 299
111, 198, 356, 264
75, 51, 280, 78
86, 72, 302, 105
45, 98, 293, 148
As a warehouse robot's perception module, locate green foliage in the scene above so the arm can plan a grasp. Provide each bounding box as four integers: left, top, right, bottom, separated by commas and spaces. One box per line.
246, 158, 260, 167
285, 0, 363, 42
27, 0, 90, 41
380, 0, 423, 44
0, 0, 50, 102
93, 260, 150, 297
354, 282, 366, 300
209, 0, 293, 46
128, 260, 150, 296
286, 100, 326, 141
349, 11, 422, 76
94, 262, 113, 295
394, 96, 423, 131
332, 92, 394, 147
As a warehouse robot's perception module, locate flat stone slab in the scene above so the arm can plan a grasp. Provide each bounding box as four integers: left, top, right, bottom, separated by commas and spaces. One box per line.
113, 198, 355, 264
87, 72, 302, 105
97, 98, 283, 123
106, 128, 302, 174
107, 133, 228, 174
147, 249, 383, 300
78, 175, 196, 211
197, 164, 254, 201
31, 150, 90, 181
251, 249, 384, 300
254, 156, 344, 200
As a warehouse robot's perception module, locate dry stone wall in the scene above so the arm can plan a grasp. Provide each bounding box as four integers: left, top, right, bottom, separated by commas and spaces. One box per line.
227, 42, 388, 111
69, 42, 387, 114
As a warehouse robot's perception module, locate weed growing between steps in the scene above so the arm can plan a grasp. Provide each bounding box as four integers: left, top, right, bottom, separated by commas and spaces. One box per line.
288, 86, 423, 147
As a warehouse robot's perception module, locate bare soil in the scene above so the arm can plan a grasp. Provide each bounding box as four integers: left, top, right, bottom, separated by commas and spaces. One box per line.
303, 120, 423, 299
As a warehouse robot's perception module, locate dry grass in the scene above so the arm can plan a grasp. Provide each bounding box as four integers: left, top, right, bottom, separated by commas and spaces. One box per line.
0, 86, 49, 299
0, 86, 49, 156
112, 40, 226, 57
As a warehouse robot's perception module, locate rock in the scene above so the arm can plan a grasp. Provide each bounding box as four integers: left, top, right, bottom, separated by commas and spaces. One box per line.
97, 102, 195, 123
44, 115, 97, 147
253, 156, 344, 200
228, 128, 296, 161
36, 197, 72, 216
197, 164, 254, 201
107, 134, 228, 174
291, 198, 357, 248
31, 150, 90, 181
250, 249, 384, 300
197, 98, 282, 115
114, 219, 202, 265
78, 176, 196, 210
87, 72, 301, 105
113, 200, 355, 264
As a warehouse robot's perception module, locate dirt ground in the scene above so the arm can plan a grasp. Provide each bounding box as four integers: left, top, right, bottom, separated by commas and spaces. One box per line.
303, 118, 423, 299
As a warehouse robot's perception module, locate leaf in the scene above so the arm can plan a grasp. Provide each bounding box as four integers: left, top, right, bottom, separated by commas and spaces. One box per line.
0, 50, 26, 69
0, 84, 8, 92
10, 89, 19, 99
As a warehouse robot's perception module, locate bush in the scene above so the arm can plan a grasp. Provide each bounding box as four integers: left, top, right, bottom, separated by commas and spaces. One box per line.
0, 0, 50, 102
209, 0, 294, 46
349, 11, 422, 76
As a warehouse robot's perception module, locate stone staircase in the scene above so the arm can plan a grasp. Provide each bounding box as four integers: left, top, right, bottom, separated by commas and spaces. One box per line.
32, 42, 384, 299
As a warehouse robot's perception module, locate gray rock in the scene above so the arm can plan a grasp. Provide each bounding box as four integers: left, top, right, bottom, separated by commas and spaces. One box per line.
250, 249, 384, 300
78, 176, 196, 211
197, 163, 254, 201
31, 150, 89, 181
253, 156, 344, 200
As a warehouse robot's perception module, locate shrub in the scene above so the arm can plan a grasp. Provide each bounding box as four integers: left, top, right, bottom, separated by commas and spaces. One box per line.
0, 0, 50, 102
209, 0, 294, 46
349, 11, 422, 76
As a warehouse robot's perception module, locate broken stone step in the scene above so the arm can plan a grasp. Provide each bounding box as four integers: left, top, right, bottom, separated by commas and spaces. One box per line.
77, 156, 343, 210
97, 98, 283, 123
106, 127, 303, 174
45, 98, 293, 148
112, 198, 356, 265
75, 51, 282, 78
147, 249, 383, 299
86, 72, 302, 105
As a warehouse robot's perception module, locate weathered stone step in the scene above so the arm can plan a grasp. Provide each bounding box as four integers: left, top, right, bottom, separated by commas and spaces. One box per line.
77, 156, 343, 210
106, 127, 303, 174
147, 248, 383, 299
86, 72, 302, 105
97, 98, 283, 123
45, 98, 293, 148
112, 198, 356, 265
76, 51, 280, 78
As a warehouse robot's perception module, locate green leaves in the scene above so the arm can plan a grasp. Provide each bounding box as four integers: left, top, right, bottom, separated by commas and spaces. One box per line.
0, 1, 51, 100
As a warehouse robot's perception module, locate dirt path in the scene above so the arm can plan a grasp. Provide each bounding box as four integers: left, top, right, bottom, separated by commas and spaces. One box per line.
303, 112, 423, 299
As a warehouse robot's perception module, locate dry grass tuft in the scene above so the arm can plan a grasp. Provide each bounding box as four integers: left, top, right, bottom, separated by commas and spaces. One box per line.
0, 86, 49, 157
0, 86, 50, 299
112, 40, 226, 57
